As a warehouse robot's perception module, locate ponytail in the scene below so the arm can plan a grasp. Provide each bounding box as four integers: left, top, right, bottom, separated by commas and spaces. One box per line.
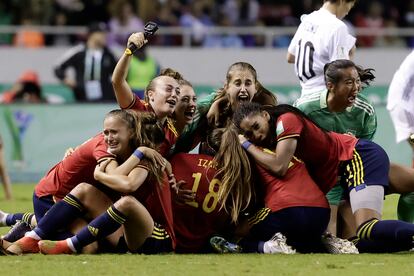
212, 127, 253, 223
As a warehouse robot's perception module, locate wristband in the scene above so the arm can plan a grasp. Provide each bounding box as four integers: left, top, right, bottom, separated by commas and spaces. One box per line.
241, 140, 252, 150
133, 149, 145, 160
124, 48, 132, 56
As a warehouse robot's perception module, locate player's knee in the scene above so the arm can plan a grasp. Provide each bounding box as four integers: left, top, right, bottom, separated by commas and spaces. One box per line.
71, 182, 97, 200
115, 195, 140, 213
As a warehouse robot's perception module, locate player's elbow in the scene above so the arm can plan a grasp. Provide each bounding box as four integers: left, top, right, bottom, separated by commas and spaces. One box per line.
270, 163, 289, 177
286, 53, 295, 64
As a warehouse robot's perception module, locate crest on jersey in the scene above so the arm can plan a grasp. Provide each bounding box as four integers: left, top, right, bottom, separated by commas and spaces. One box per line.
276, 121, 285, 136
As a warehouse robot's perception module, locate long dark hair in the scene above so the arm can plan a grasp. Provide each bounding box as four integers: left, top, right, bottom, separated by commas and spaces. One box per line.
233, 103, 330, 145
324, 59, 375, 90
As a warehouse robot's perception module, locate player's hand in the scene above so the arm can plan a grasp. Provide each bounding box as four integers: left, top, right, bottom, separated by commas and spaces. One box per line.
172, 180, 195, 204
94, 159, 111, 180
63, 147, 75, 160
238, 134, 248, 144
138, 146, 166, 169
127, 32, 148, 51
207, 100, 221, 127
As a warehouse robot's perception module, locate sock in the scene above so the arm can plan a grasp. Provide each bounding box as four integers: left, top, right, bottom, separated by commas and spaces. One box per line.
397, 193, 414, 223
351, 236, 413, 253
5, 213, 33, 226
34, 194, 84, 239
25, 230, 41, 240
357, 218, 414, 244
71, 205, 126, 252
239, 239, 260, 253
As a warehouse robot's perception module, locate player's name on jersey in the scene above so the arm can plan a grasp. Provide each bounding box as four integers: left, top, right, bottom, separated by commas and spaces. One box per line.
197, 158, 218, 169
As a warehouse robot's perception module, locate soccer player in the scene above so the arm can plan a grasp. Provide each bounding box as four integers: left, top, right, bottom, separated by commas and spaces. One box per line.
112, 32, 181, 156
294, 59, 376, 238
387, 50, 414, 223
287, 0, 357, 97
5, 110, 167, 254
170, 128, 252, 253
174, 61, 277, 153
233, 102, 414, 252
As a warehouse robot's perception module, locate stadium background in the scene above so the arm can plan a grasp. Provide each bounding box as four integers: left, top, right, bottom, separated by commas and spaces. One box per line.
0, 0, 413, 182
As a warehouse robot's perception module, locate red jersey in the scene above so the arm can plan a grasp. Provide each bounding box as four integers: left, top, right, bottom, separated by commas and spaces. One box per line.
131, 166, 175, 249
126, 95, 178, 156
276, 112, 357, 194
35, 133, 114, 201
257, 156, 328, 212
170, 153, 231, 253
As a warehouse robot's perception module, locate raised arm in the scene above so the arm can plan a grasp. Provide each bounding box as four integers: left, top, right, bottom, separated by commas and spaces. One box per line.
112, 32, 147, 108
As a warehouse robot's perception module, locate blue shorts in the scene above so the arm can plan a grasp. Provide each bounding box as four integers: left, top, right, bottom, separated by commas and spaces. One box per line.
247, 207, 330, 253
32, 193, 54, 222
340, 139, 389, 192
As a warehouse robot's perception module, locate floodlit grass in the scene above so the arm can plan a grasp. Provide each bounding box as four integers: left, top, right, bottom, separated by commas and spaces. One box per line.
0, 184, 412, 276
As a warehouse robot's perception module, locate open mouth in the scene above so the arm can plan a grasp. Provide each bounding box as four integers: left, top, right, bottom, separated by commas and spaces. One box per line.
184, 108, 195, 120
166, 99, 177, 107
238, 94, 249, 102
348, 95, 356, 104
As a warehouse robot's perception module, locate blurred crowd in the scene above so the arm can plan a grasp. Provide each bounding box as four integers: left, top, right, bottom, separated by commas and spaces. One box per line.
1, 0, 414, 48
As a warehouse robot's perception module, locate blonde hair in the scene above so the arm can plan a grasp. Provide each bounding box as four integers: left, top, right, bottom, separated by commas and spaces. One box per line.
105, 110, 165, 184
210, 127, 253, 223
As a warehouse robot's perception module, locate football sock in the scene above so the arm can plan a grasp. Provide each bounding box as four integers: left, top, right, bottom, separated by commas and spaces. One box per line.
5, 212, 33, 226
34, 194, 84, 239
71, 205, 126, 252
351, 236, 412, 253
357, 218, 414, 244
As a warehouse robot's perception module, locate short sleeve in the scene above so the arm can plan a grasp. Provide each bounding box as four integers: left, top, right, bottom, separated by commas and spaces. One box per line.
276, 113, 304, 142
329, 24, 356, 61
125, 94, 148, 111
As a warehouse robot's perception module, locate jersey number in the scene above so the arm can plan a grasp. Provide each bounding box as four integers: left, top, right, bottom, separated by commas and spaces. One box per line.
185, 172, 222, 214
296, 39, 316, 81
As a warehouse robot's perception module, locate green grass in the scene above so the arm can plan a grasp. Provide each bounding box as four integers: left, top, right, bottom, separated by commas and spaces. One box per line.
0, 184, 412, 276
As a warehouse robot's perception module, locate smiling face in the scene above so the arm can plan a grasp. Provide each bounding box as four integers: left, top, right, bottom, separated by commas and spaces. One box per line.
103, 116, 133, 156
147, 76, 180, 118
327, 66, 360, 108
225, 69, 257, 110
238, 111, 271, 146
174, 84, 197, 125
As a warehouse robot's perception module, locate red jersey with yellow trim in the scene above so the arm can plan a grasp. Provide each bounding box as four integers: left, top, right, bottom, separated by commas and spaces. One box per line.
125, 95, 178, 156
131, 166, 176, 249
170, 153, 232, 253
276, 112, 357, 194
257, 155, 328, 212
35, 133, 114, 201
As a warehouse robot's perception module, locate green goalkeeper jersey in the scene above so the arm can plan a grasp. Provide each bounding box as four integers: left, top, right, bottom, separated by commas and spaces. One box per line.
294, 89, 377, 140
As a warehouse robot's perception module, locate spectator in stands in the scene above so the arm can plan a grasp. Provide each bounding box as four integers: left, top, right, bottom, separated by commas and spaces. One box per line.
0, 70, 45, 104
53, 22, 117, 102
107, 0, 144, 47
0, 134, 12, 200
126, 45, 160, 99
13, 13, 45, 48
354, 1, 384, 47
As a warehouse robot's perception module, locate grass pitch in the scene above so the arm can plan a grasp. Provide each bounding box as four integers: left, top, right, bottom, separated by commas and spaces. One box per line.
0, 184, 413, 276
